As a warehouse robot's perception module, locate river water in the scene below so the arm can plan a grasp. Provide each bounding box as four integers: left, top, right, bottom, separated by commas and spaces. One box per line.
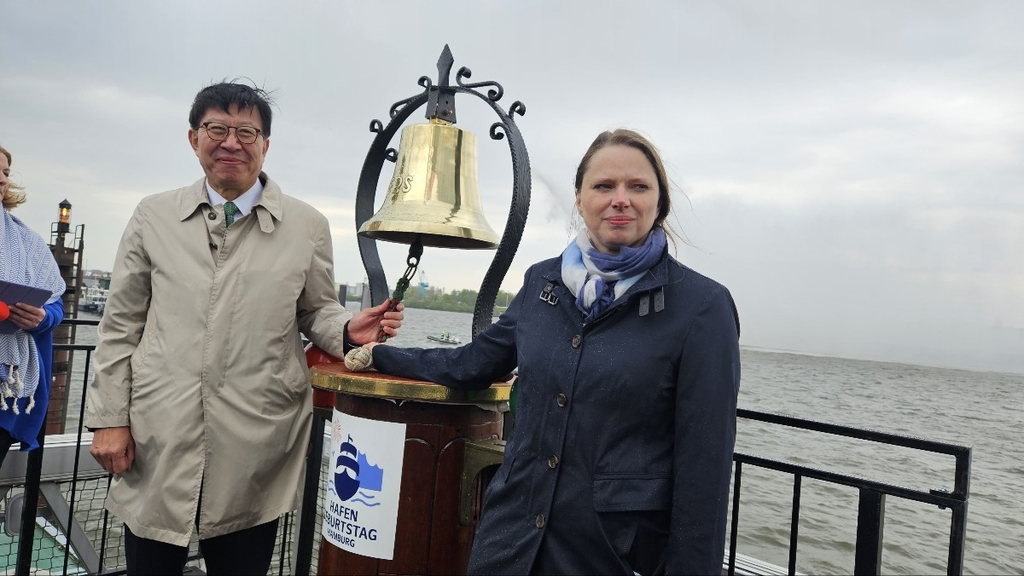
66, 308, 1022, 574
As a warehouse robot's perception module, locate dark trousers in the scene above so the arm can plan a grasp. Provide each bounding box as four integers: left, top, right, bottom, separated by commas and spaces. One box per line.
0, 428, 14, 467
124, 518, 279, 576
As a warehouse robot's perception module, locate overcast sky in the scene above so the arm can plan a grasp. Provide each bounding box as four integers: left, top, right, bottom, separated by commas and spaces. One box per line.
3, 1, 1022, 374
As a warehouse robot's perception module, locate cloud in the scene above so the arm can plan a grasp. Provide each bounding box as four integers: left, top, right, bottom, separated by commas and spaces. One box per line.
3, 1, 1022, 373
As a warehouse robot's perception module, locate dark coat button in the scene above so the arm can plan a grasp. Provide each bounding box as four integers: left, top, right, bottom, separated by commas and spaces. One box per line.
535, 514, 546, 528
556, 393, 567, 407
547, 455, 559, 469
571, 334, 582, 348
208, 212, 217, 220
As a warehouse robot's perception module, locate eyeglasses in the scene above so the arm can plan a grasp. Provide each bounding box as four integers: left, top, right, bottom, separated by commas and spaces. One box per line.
199, 122, 263, 144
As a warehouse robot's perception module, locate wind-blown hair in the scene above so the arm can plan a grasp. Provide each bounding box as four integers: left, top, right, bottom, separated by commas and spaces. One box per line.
188, 81, 275, 137
573, 128, 680, 247
1, 144, 27, 211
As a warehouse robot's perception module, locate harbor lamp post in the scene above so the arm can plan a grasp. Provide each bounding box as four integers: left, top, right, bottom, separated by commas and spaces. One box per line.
57, 199, 72, 234
308, 45, 531, 575
47, 199, 83, 434
18, 200, 84, 575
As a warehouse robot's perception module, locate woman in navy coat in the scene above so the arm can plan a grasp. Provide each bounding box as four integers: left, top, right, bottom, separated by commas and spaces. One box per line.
368, 129, 741, 575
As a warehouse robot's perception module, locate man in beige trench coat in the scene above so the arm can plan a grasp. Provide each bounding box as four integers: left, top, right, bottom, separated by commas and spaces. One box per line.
85, 81, 403, 575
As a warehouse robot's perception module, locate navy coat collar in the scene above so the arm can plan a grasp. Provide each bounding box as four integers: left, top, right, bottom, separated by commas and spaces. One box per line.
537, 248, 687, 324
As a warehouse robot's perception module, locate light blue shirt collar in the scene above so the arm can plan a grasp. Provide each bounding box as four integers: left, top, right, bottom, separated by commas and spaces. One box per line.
205, 179, 264, 218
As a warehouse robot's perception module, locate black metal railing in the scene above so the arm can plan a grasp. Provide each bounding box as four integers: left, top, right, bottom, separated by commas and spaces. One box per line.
727, 408, 971, 576
3, 323, 971, 575
2, 318, 325, 575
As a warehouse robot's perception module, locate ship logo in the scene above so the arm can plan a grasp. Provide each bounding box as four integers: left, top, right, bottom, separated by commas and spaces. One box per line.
331, 434, 387, 507
334, 435, 361, 501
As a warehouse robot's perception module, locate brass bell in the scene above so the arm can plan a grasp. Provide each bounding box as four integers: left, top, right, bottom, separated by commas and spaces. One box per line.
358, 119, 499, 249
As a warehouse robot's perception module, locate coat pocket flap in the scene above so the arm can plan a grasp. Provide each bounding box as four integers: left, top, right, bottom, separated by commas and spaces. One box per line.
593, 475, 672, 512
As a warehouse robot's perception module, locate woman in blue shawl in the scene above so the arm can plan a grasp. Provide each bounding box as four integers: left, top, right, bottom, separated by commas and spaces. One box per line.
0, 144, 65, 465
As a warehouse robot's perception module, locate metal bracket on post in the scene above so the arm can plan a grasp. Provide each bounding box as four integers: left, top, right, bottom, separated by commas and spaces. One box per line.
427, 45, 457, 124
458, 439, 505, 525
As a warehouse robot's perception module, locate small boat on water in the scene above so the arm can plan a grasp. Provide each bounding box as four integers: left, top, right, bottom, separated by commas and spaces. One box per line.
426, 332, 461, 345
79, 289, 107, 314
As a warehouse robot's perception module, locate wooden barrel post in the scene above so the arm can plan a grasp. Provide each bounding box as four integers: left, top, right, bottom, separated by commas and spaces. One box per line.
311, 363, 509, 575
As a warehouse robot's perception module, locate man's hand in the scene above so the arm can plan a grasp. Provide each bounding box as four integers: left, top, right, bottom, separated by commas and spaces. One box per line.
346, 299, 405, 345
90, 426, 136, 475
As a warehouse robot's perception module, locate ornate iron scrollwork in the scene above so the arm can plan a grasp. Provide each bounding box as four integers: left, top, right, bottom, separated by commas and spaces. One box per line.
456, 67, 505, 102
388, 77, 432, 119
354, 44, 532, 338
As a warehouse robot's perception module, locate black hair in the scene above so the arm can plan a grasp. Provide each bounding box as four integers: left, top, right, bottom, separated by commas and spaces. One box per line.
188, 80, 275, 137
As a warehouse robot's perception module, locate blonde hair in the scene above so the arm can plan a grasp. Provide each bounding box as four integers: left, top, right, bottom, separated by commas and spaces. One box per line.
0, 144, 27, 210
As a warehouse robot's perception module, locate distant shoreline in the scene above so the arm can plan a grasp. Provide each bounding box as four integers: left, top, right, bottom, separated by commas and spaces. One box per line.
739, 345, 1023, 376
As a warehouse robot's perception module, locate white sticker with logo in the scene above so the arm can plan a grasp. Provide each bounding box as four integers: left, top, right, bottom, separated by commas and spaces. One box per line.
322, 409, 407, 560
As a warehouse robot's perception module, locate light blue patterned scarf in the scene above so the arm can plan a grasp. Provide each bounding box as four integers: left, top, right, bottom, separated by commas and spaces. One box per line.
561, 227, 666, 323
0, 209, 65, 414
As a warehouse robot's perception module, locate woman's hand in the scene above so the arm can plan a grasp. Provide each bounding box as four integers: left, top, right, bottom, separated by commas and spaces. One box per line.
346, 299, 405, 345
8, 303, 45, 331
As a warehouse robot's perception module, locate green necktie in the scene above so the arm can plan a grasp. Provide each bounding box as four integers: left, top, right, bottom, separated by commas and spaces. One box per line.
224, 201, 240, 227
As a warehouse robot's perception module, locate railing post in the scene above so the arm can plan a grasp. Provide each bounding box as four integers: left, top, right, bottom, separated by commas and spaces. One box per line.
788, 475, 802, 575
15, 428, 45, 576
728, 461, 742, 576
947, 500, 968, 575
946, 447, 970, 576
294, 410, 328, 575
854, 488, 886, 575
